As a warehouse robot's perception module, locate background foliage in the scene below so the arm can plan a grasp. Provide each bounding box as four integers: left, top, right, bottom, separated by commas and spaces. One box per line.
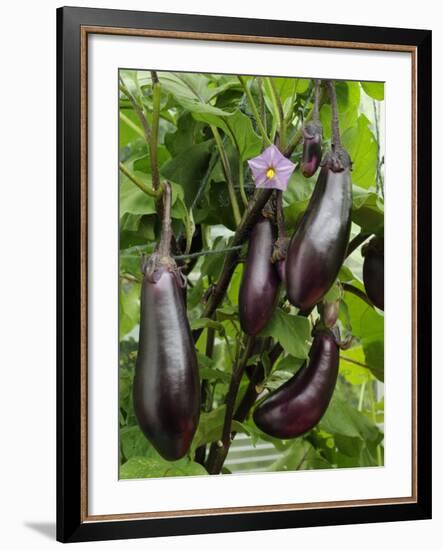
118, 70, 385, 478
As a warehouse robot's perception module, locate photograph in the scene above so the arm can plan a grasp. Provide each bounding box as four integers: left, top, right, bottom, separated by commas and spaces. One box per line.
118, 70, 385, 479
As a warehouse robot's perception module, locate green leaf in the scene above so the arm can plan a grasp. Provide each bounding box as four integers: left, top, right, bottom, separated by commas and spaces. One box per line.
267, 439, 330, 471
320, 396, 380, 441
120, 456, 208, 479
194, 110, 262, 161
160, 140, 213, 207
352, 185, 384, 233
192, 406, 226, 451
320, 81, 360, 138
339, 346, 374, 385
120, 425, 152, 461
342, 115, 378, 190
119, 282, 140, 338
260, 310, 311, 359
361, 81, 384, 101
159, 72, 231, 116
120, 173, 156, 217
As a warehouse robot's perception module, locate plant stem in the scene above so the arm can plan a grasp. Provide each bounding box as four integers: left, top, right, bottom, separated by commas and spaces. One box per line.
342, 283, 373, 307
205, 336, 256, 474
283, 91, 324, 157
174, 245, 243, 261
158, 182, 172, 257
257, 77, 267, 135
267, 77, 286, 148
373, 100, 384, 199
328, 80, 341, 149
313, 79, 321, 122
150, 71, 161, 192
119, 78, 151, 143
210, 125, 242, 227
119, 111, 145, 140
276, 190, 286, 239
340, 355, 372, 370
119, 162, 163, 198
238, 75, 272, 147
358, 381, 367, 411
238, 160, 248, 207
347, 232, 371, 256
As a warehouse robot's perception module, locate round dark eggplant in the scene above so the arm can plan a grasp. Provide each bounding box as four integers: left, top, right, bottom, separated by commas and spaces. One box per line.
253, 330, 339, 439
239, 216, 280, 336
301, 121, 323, 178
362, 236, 384, 311
133, 257, 200, 461
286, 151, 352, 311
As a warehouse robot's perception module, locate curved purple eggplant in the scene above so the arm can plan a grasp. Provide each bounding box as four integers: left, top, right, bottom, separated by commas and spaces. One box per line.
133, 255, 200, 461
286, 151, 352, 311
253, 330, 339, 439
362, 236, 384, 311
239, 216, 280, 336
301, 121, 323, 178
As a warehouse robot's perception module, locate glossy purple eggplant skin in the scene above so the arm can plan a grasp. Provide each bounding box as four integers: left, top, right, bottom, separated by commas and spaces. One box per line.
133, 266, 200, 461
286, 161, 352, 311
253, 330, 339, 439
363, 237, 384, 311
239, 217, 280, 336
301, 121, 323, 178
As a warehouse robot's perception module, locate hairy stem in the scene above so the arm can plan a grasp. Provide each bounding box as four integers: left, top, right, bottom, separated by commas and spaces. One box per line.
276, 190, 286, 239
238, 75, 272, 147
211, 125, 242, 226
158, 182, 172, 257
313, 79, 321, 122
267, 77, 285, 148
150, 71, 161, 192
328, 80, 341, 149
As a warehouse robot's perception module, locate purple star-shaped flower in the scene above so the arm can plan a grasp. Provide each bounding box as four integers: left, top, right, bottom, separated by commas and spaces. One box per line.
247, 145, 296, 191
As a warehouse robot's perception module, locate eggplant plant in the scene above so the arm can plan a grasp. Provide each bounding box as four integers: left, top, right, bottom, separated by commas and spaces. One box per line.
118, 70, 385, 480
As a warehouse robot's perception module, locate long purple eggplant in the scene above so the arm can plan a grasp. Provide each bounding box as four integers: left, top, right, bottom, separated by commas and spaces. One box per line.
301, 121, 323, 178
362, 236, 384, 311
239, 216, 280, 336
253, 329, 339, 438
286, 150, 352, 311
133, 253, 200, 461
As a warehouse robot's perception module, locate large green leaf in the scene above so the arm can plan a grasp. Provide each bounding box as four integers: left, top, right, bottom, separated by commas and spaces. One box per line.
194, 109, 262, 161
260, 310, 311, 359
320, 81, 360, 139
342, 115, 378, 190
352, 185, 384, 233
320, 396, 381, 441
119, 282, 140, 338
120, 456, 208, 479
159, 72, 231, 116
361, 81, 385, 101
160, 140, 213, 207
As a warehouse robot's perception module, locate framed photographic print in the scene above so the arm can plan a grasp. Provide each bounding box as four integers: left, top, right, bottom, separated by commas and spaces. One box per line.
56, 6, 432, 543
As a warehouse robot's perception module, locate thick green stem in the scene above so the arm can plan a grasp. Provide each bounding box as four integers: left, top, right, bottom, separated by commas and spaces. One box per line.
328, 80, 342, 149
267, 77, 286, 148
238, 75, 272, 147
158, 182, 172, 257
119, 162, 163, 198
211, 125, 241, 227
150, 71, 161, 192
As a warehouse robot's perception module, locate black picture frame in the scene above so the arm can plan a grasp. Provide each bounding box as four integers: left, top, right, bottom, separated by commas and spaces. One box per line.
57, 6, 432, 543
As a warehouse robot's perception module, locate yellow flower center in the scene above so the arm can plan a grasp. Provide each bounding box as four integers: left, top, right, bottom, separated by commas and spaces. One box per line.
266, 167, 276, 179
